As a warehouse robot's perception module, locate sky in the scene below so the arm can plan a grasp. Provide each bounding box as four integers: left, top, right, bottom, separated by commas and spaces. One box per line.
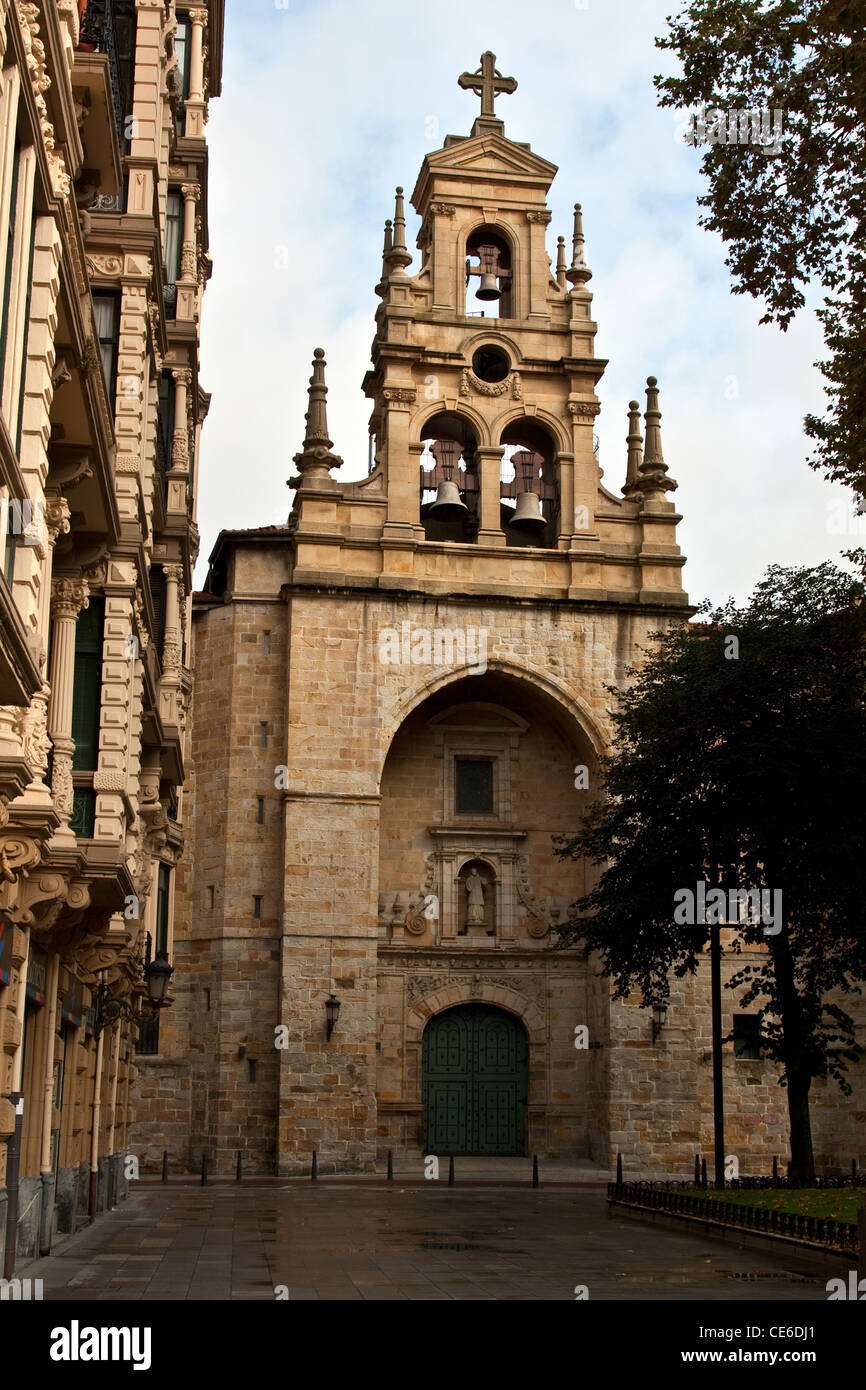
196, 0, 864, 607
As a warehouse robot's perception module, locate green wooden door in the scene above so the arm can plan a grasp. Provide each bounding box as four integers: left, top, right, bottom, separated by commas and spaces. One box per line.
422, 1004, 528, 1155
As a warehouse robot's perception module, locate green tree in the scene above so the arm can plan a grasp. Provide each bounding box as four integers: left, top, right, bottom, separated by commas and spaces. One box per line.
555, 562, 866, 1179
655, 0, 866, 495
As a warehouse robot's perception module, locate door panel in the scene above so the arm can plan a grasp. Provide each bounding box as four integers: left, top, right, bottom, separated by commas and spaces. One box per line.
422, 1004, 527, 1155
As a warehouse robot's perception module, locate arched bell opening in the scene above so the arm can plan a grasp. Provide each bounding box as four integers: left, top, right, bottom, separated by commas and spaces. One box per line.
499, 419, 559, 549
419, 412, 479, 544
465, 227, 513, 318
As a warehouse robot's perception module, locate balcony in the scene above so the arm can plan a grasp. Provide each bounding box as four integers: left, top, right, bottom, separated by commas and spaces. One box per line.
74, 1, 127, 210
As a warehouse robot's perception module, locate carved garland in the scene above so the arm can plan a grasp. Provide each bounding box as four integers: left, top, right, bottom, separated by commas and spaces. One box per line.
460, 369, 521, 399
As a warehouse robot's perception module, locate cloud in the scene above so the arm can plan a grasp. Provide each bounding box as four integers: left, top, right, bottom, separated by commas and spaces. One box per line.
196, 0, 854, 604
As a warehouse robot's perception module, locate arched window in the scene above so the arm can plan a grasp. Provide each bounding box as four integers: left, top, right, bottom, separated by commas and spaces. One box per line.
465, 227, 512, 317
419, 412, 479, 544
499, 419, 559, 549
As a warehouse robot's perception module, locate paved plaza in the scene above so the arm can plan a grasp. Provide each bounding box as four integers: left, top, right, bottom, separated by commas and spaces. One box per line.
17, 1180, 836, 1301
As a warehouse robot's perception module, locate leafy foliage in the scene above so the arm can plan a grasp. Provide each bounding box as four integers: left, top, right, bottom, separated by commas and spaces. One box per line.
654, 0, 866, 493
555, 562, 866, 1097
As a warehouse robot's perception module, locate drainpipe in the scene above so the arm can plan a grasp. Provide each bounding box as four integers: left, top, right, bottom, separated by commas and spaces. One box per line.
3, 925, 31, 1279
37, 951, 60, 1254
106, 1022, 121, 1206
88, 986, 105, 1221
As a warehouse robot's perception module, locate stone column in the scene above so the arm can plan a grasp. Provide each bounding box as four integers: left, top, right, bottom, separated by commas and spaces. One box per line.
474, 445, 505, 546
162, 561, 183, 675
180, 184, 199, 281
184, 8, 209, 138
167, 368, 191, 516
176, 185, 199, 321
48, 577, 90, 844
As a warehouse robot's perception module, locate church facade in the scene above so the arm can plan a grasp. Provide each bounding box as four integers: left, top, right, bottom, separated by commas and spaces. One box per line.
132, 55, 864, 1179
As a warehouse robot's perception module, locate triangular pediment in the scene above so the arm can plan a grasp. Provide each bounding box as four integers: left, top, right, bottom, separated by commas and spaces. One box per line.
412, 135, 558, 209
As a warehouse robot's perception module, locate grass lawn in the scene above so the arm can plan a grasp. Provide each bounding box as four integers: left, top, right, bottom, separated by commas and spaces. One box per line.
683, 1187, 863, 1224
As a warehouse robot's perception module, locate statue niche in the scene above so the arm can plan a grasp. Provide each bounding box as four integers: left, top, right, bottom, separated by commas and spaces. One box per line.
458, 859, 496, 936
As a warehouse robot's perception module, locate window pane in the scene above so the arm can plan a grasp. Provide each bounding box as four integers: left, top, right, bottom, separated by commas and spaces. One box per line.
456, 759, 493, 814
165, 193, 182, 283
156, 863, 170, 956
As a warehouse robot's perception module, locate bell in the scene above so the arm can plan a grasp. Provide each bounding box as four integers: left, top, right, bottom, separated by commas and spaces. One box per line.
510, 490, 546, 531
428, 479, 468, 520
476, 272, 501, 302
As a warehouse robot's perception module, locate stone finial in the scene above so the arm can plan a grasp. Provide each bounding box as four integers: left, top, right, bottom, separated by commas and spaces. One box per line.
566, 203, 592, 287
639, 376, 677, 494
555, 236, 568, 290
623, 399, 644, 495
384, 188, 412, 274
291, 349, 343, 485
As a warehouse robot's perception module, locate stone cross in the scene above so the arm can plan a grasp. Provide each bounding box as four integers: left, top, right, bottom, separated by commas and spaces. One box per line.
458, 51, 517, 121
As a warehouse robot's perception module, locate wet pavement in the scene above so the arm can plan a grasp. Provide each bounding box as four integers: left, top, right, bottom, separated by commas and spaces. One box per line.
16, 1183, 839, 1301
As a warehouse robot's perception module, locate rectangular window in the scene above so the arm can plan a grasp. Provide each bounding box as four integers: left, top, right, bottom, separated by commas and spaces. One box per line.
3, 499, 18, 588
155, 863, 170, 956
135, 1013, 159, 1055
157, 370, 175, 475
253, 895, 262, 920
207, 885, 214, 910
263, 632, 271, 654
71, 596, 105, 771
733, 1014, 762, 1060
91, 293, 119, 409
164, 191, 183, 319
149, 569, 166, 658
0, 137, 21, 401
257, 797, 264, 825
173, 16, 191, 135
259, 722, 268, 748
456, 758, 494, 815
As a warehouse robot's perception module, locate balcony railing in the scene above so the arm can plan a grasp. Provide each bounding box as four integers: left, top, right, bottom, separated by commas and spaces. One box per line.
79, 1, 124, 154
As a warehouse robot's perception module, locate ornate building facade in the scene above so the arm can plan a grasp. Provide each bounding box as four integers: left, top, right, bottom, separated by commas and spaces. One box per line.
133, 53, 864, 1180
0, 0, 222, 1272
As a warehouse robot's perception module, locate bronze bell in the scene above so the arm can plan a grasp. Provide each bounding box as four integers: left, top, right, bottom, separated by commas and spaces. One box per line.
510, 489, 546, 531
429, 479, 469, 520
474, 243, 502, 301
476, 272, 501, 301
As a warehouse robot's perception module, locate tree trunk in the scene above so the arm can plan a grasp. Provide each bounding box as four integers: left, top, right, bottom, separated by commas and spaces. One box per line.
785, 1069, 815, 1182
771, 929, 817, 1182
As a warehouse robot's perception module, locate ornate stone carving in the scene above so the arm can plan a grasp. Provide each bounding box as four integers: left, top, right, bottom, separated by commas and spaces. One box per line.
516, 856, 550, 937
51, 750, 74, 821
406, 975, 442, 1004
526, 210, 552, 224
85, 254, 123, 279
44, 497, 71, 546
92, 771, 125, 792
382, 387, 416, 404
568, 401, 601, 419
51, 577, 89, 620
16, 3, 69, 196
15, 685, 52, 778
430, 202, 456, 216
460, 369, 521, 399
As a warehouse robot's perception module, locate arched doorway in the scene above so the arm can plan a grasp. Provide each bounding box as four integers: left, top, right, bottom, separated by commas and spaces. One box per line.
422, 1004, 528, 1155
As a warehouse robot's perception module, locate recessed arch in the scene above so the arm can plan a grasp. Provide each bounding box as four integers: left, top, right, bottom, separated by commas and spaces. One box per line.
377, 659, 607, 786
411, 398, 491, 449
407, 986, 545, 1044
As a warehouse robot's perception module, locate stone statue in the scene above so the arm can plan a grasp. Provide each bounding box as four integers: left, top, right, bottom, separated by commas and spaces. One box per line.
464, 867, 486, 927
